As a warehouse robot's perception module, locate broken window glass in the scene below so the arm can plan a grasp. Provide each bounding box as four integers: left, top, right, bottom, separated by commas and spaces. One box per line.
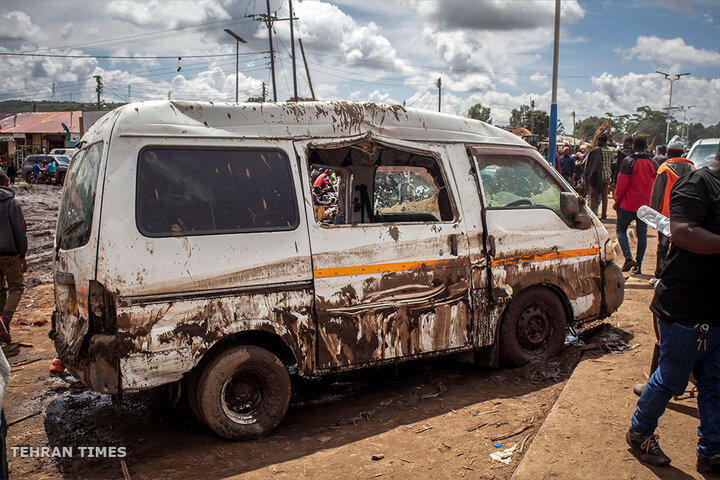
474, 154, 564, 215
373, 165, 453, 222
56, 142, 103, 250
136, 147, 298, 237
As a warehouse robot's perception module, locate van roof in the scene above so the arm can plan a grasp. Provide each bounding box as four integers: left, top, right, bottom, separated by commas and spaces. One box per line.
106, 100, 530, 148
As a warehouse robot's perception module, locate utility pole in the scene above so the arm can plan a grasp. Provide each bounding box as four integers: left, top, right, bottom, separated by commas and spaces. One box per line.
52, 82, 55, 101
265, 0, 277, 101
436, 77, 442, 112
224, 29, 247, 102
128, 85, 131, 101
530, 99, 535, 133
262, 82, 267, 102
548, 0, 561, 168
168, 91, 171, 100
572, 110, 576, 137
298, 38, 315, 100
289, 0, 298, 101
93, 75, 103, 109
656, 71, 690, 144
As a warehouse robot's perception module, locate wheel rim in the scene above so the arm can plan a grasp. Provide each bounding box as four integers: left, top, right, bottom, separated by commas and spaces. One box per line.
516, 305, 553, 352
221, 370, 264, 425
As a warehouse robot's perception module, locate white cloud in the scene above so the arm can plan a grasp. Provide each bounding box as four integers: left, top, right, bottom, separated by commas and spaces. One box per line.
0, 10, 44, 42
622, 36, 720, 70
60, 23, 74, 39
273, 1, 415, 75
105, 0, 230, 29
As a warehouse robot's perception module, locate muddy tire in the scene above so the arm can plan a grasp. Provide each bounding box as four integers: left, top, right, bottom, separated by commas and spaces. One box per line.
186, 364, 204, 423
25, 173, 33, 184
500, 287, 566, 367
195, 345, 290, 440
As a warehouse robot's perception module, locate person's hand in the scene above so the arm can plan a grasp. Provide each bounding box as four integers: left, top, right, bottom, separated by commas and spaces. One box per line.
21, 259, 27, 272
612, 203, 618, 211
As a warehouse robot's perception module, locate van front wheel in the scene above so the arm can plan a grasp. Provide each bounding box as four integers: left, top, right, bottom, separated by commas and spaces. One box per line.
500, 287, 566, 367
195, 345, 291, 440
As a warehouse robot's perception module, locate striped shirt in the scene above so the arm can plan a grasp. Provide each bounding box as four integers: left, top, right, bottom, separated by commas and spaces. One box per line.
601, 147, 613, 181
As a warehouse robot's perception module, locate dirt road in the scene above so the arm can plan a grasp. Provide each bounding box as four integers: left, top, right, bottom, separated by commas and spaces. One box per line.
3, 184, 670, 480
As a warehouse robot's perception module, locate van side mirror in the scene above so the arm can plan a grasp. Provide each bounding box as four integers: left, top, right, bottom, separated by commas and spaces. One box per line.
560, 192, 579, 215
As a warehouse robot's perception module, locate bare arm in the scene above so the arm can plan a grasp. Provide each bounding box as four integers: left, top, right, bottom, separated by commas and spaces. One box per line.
670, 220, 720, 255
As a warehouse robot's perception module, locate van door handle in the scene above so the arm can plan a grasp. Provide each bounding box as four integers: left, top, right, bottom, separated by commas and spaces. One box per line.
449, 234, 458, 256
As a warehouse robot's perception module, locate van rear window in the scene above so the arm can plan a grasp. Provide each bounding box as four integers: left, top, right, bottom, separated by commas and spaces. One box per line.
136, 147, 299, 237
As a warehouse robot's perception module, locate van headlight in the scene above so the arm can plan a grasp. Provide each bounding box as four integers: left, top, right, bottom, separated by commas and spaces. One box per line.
604, 239, 615, 262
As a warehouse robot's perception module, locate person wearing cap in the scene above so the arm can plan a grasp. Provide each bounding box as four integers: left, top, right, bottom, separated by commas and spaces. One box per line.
584, 133, 613, 219
558, 146, 575, 184
649, 141, 695, 283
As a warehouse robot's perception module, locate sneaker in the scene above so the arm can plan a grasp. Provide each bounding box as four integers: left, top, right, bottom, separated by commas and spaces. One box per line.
631, 264, 642, 274
621, 258, 637, 272
648, 277, 658, 286
0, 316, 10, 344
697, 454, 720, 475
633, 383, 645, 397
626, 430, 671, 466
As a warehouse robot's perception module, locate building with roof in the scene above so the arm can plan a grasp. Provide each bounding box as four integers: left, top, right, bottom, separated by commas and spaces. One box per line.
0, 111, 81, 167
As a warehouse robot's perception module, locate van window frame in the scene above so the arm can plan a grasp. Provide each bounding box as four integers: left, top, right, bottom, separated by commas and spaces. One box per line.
134, 145, 301, 238
471, 150, 574, 225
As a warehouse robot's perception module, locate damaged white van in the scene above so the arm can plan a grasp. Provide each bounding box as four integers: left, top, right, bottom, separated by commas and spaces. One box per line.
51, 101, 624, 440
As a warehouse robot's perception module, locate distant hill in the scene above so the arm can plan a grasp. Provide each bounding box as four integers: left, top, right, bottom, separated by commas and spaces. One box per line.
0, 100, 126, 113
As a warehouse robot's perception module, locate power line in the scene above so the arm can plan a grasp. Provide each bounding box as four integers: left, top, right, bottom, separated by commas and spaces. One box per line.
0, 51, 261, 59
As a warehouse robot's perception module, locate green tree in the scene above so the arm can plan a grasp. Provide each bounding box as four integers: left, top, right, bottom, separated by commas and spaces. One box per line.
575, 116, 605, 142
508, 104, 550, 136
467, 103, 492, 123
246, 96, 264, 103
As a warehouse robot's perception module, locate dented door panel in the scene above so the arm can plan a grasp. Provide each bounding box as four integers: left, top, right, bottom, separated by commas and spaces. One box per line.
116, 285, 314, 391
296, 138, 473, 370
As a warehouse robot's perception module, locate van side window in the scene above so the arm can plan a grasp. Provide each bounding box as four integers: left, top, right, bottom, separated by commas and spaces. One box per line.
474, 154, 565, 216
373, 165, 451, 222
136, 147, 298, 237
56, 142, 104, 250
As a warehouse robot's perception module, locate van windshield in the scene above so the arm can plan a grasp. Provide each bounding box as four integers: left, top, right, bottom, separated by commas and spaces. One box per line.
56, 142, 104, 250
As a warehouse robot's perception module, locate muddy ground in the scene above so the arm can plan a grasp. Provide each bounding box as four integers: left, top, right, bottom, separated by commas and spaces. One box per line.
4, 183, 642, 479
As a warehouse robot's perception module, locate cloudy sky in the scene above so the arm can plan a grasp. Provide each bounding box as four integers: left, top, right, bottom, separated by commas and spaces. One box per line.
1, 0, 719, 129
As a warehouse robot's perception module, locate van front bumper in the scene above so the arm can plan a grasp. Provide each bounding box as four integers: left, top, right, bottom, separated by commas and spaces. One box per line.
50, 311, 122, 394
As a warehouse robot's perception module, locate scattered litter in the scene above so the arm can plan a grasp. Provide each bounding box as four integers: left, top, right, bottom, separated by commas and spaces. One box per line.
472, 409, 499, 417
491, 424, 532, 442
564, 331, 584, 347
494, 443, 501, 448
519, 433, 533, 453
415, 424, 433, 434
490, 444, 517, 465
371, 454, 385, 461
317, 436, 333, 444
10, 357, 42, 368
467, 422, 487, 432
120, 459, 131, 480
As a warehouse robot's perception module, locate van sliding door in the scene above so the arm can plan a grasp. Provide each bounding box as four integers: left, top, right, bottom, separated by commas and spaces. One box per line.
295, 136, 474, 371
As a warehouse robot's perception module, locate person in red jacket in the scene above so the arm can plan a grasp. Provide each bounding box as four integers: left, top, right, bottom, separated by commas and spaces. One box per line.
614, 135, 657, 273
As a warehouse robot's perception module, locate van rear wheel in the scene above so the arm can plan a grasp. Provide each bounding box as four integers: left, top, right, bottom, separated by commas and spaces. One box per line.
500, 287, 566, 367
194, 345, 291, 440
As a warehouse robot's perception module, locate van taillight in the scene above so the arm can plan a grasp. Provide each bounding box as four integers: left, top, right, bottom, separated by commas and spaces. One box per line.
88, 280, 117, 334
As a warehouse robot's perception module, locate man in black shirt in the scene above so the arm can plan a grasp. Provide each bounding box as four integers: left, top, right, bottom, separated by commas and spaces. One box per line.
626, 145, 720, 474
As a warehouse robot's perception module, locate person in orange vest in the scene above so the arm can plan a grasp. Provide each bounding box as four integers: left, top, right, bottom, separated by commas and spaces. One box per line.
649, 141, 695, 283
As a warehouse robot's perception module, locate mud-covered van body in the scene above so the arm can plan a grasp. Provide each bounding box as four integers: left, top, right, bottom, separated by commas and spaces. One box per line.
51, 101, 624, 439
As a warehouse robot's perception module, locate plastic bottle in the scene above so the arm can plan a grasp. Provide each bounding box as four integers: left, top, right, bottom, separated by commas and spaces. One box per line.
637, 205, 671, 237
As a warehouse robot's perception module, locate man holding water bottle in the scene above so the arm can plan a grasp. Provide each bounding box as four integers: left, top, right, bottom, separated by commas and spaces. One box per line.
648, 141, 695, 284
626, 144, 720, 475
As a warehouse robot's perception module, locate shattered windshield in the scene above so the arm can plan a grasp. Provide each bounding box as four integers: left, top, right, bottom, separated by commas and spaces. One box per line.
56, 142, 103, 250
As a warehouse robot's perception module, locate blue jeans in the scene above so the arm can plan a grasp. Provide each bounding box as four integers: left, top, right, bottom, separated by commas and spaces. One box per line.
630, 320, 720, 458
616, 208, 647, 265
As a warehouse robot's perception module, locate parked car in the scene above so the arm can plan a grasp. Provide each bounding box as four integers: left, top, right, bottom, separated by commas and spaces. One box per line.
53, 155, 70, 185
51, 100, 625, 441
687, 138, 719, 169
49, 148, 77, 157
21, 154, 70, 185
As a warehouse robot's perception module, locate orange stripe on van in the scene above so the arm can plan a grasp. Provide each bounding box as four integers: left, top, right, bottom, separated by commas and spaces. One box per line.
313, 259, 456, 278
490, 248, 600, 267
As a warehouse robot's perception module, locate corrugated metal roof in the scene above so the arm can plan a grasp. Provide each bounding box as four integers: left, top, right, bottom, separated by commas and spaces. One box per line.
0, 111, 81, 134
